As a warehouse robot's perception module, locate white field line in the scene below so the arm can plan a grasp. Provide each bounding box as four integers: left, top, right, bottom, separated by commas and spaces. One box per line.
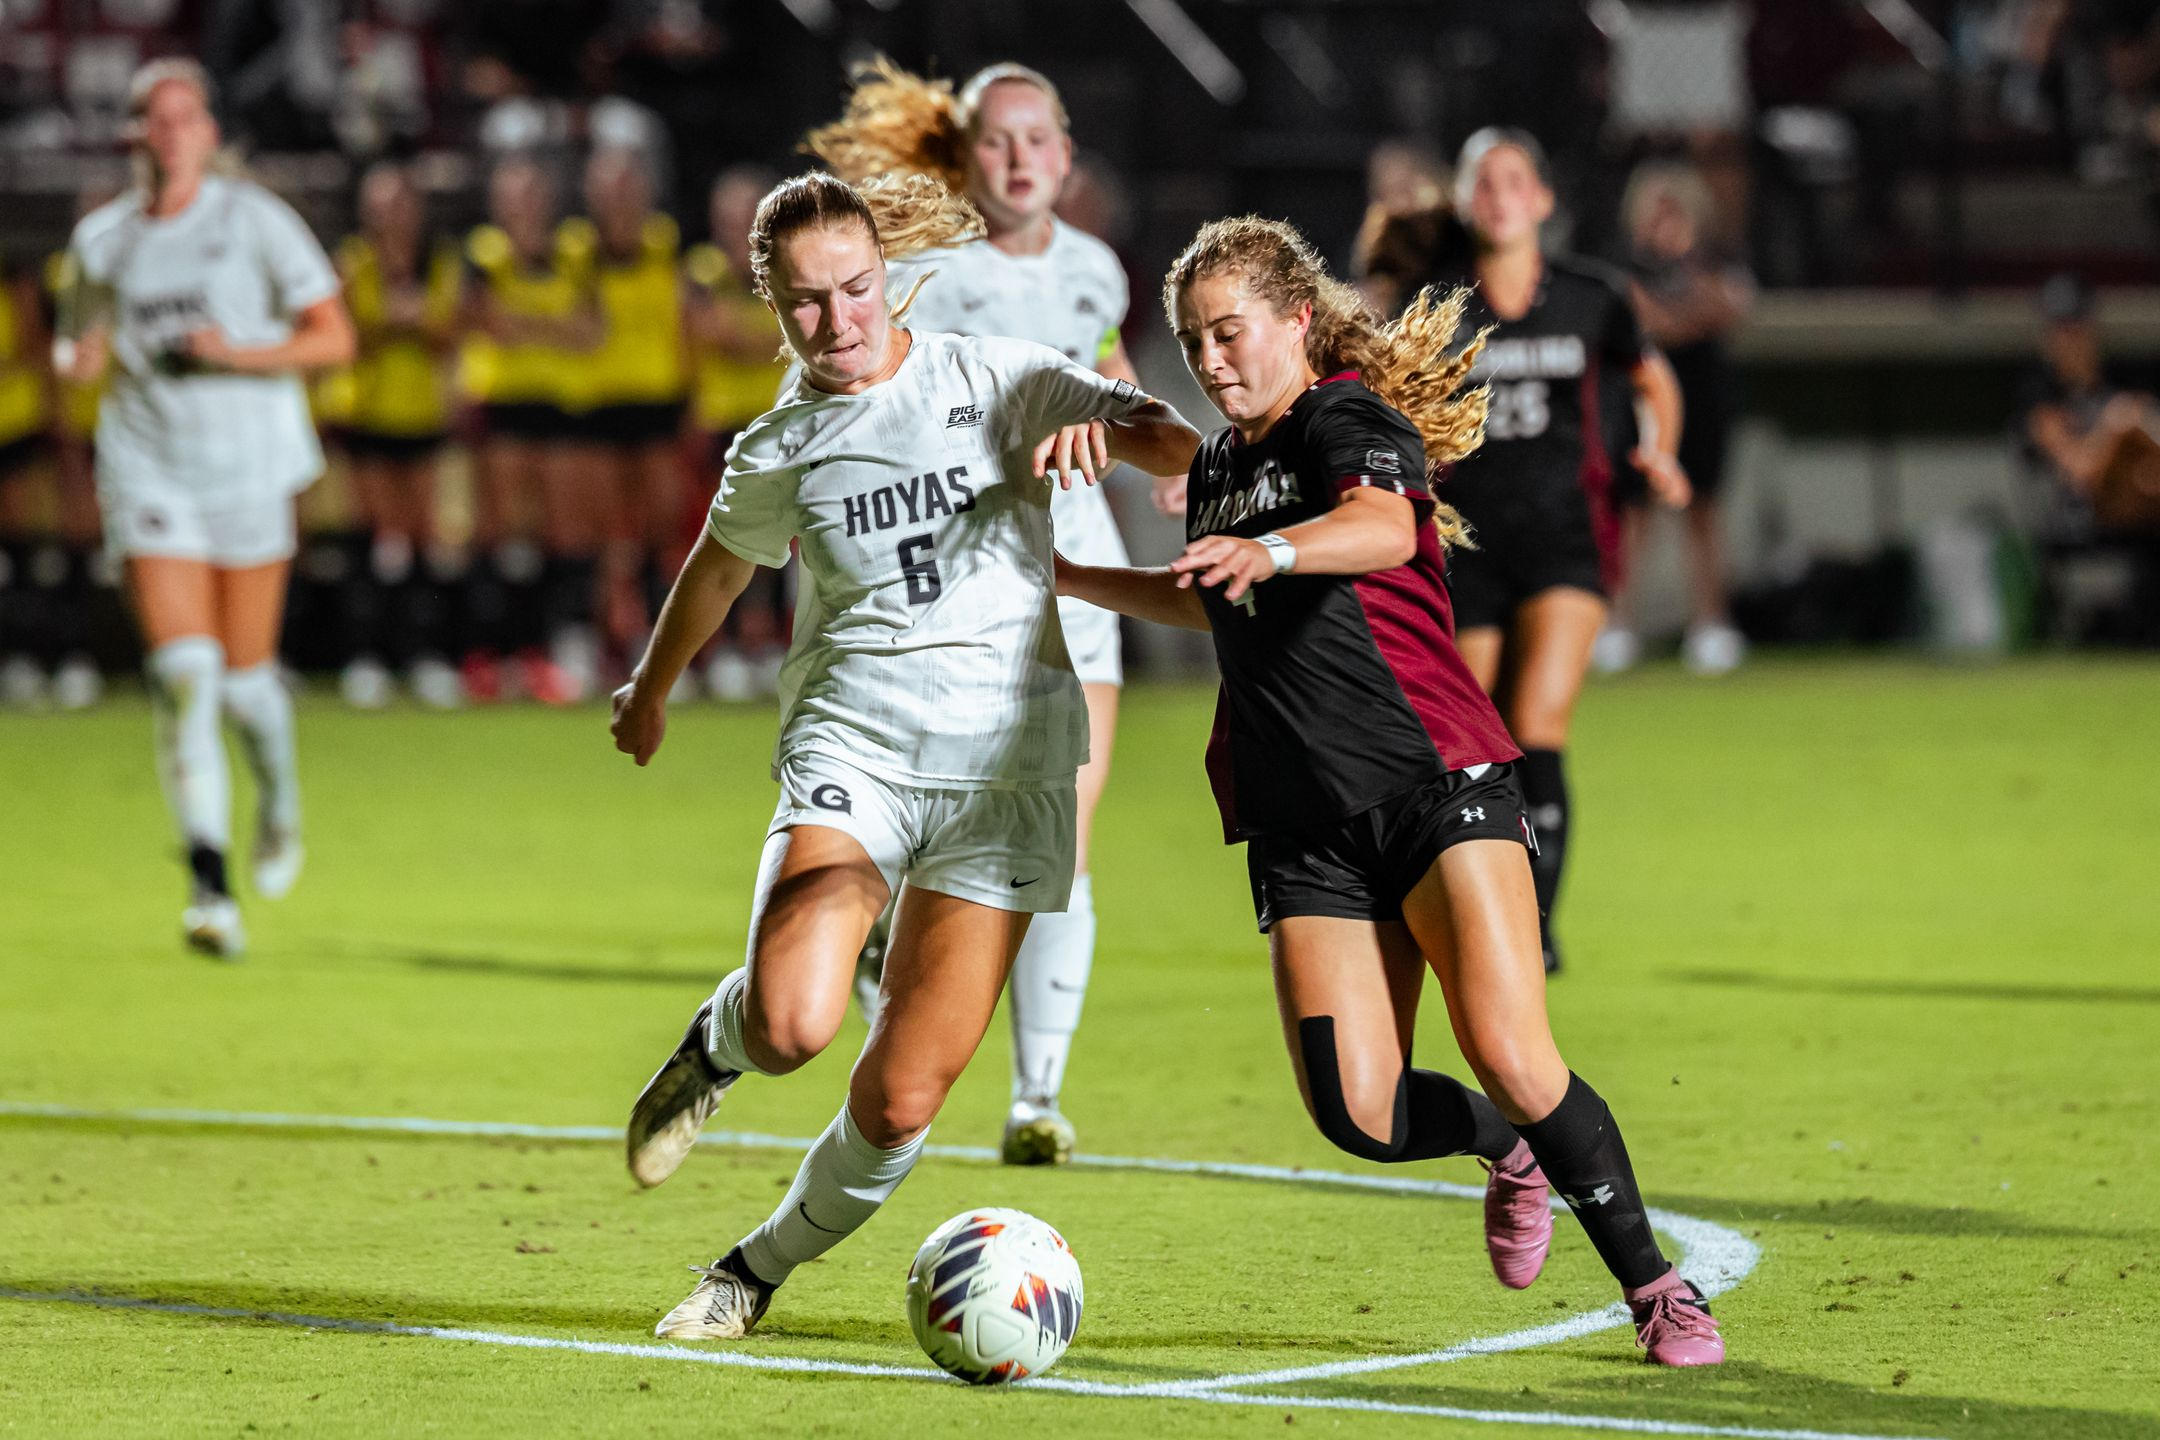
0, 1102, 1755, 1398
0, 1289, 1935, 1440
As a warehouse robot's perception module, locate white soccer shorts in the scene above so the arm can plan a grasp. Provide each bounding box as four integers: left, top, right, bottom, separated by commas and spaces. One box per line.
1051, 479, 1129, 688
769, 749, 1077, 914
104, 489, 297, 568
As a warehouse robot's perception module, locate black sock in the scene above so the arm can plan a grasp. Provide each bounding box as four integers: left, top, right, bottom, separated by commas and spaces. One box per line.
542, 552, 598, 644
1515, 1072, 1668, 1289
462, 549, 510, 656
51, 546, 94, 665
1298, 1016, 1521, 1164
187, 842, 230, 899
1517, 748, 1568, 945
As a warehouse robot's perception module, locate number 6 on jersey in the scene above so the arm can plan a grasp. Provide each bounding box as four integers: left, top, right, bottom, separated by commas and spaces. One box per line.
898, 533, 942, 605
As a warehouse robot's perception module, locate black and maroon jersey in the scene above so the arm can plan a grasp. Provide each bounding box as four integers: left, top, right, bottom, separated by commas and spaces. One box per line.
1427, 254, 1647, 582
1184, 372, 1521, 841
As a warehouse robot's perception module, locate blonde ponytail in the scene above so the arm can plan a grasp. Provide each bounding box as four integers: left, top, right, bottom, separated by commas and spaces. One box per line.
804, 58, 969, 192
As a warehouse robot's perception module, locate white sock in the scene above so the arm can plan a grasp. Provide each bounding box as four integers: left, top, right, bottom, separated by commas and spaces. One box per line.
147, 637, 231, 855
220, 662, 300, 835
1009, 871, 1095, 1106
736, 1100, 925, 1286
703, 966, 766, 1076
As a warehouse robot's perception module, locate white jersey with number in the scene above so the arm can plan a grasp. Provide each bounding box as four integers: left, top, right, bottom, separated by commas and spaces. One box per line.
884, 224, 1132, 574
709, 331, 1156, 791
67, 174, 339, 509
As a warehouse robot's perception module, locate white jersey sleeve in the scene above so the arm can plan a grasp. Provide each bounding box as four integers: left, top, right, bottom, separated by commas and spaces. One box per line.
242, 185, 340, 314
707, 420, 802, 569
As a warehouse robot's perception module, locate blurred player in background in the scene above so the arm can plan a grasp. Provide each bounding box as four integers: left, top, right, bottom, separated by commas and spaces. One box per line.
1060, 216, 1723, 1366
610, 173, 1199, 1338
334, 162, 465, 710
570, 146, 691, 672
0, 251, 59, 706
807, 59, 1157, 1164
683, 164, 790, 700
1604, 161, 1754, 677
458, 155, 601, 702
1360, 128, 1689, 975
59, 59, 355, 956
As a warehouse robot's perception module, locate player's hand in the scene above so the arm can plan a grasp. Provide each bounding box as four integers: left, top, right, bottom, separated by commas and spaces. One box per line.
1634, 446, 1692, 508
610, 681, 667, 766
1170, 534, 1275, 604
1152, 472, 1188, 516
1032, 420, 1110, 489
181, 327, 241, 371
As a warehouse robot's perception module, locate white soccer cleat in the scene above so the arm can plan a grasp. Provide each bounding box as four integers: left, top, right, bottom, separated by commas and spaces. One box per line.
1002, 1097, 1076, 1167
51, 655, 103, 711
1591, 625, 1640, 676
1682, 622, 1747, 677
340, 655, 394, 709
407, 656, 464, 710
182, 893, 246, 960
655, 1258, 773, 1340
626, 1001, 739, 1188
252, 828, 305, 901
702, 648, 755, 703
0, 654, 47, 708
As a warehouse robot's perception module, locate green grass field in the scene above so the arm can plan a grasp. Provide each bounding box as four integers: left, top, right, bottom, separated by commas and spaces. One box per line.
3, 657, 2157, 1438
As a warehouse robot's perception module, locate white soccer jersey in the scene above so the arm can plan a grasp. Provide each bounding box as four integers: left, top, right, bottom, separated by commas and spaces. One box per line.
709, 332, 1155, 790
68, 174, 340, 508
885, 224, 1133, 572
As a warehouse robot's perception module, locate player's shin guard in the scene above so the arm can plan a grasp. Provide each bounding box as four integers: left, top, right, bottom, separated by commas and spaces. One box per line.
735, 1100, 925, 1287
1515, 1072, 1668, 1290
221, 662, 301, 837
147, 637, 233, 861
1009, 872, 1096, 1104
1298, 1017, 1520, 1163
1518, 749, 1569, 939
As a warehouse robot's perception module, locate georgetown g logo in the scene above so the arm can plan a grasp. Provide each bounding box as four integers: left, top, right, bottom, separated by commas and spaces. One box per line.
810, 783, 852, 814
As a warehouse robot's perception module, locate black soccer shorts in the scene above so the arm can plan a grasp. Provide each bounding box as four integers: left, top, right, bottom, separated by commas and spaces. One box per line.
1245, 762, 1537, 932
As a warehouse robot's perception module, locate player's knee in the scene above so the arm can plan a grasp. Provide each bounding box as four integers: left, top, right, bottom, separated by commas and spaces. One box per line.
1463, 1041, 1551, 1121
1296, 1017, 1405, 1163
853, 1079, 949, 1148
743, 1007, 839, 1076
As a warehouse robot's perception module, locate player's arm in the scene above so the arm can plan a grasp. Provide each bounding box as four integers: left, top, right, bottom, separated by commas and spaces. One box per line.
1031, 399, 1200, 489
1097, 338, 1190, 515
1171, 487, 1419, 604
185, 295, 358, 374
1629, 348, 1690, 507
612, 529, 760, 765
1055, 552, 1210, 631
51, 250, 112, 387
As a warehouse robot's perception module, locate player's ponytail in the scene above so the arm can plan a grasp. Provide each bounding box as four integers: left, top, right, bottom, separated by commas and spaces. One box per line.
746, 172, 984, 319
1164, 217, 1487, 549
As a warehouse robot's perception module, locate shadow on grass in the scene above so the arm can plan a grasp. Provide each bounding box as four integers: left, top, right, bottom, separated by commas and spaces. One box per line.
1339, 1356, 2160, 1440
1667, 968, 2160, 1008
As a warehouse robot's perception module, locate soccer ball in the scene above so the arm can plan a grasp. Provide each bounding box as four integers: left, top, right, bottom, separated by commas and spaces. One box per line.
906, 1207, 1083, 1384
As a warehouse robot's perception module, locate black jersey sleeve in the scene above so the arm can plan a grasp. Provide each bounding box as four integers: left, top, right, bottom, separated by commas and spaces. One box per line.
1600, 272, 1649, 366
1305, 394, 1433, 507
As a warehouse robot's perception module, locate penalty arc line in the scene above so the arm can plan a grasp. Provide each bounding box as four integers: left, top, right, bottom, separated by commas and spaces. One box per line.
0, 1290, 1935, 1440
1, 1102, 1758, 1408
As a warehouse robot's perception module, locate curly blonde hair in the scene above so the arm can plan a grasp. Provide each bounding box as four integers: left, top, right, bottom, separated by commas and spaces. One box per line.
1165, 216, 1488, 548
804, 56, 1069, 194
747, 171, 985, 323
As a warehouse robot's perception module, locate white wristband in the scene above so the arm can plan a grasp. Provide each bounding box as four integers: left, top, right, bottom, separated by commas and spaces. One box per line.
1255, 532, 1297, 575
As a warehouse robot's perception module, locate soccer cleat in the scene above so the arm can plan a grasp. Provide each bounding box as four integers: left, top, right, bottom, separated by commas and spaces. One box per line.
1590, 625, 1640, 675
626, 1001, 739, 1188
339, 655, 394, 709
459, 651, 506, 704
0, 654, 47, 707
1001, 1097, 1075, 1166
252, 828, 305, 902
702, 647, 756, 703
852, 907, 892, 1025
1542, 940, 1563, 977
408, 656, 464, 710
655, 1252, 773, 1339
1481, 1139, 1554, 1289
182, 892, 246, 960
1627, 1271, 1725, 1366
51, 655, 103, 711
1682, 622, 1746, 677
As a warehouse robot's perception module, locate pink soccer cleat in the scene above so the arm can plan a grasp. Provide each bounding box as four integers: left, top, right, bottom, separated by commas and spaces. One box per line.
1626, 1269, 1725, 1366
1482, 1139, 1553, 1289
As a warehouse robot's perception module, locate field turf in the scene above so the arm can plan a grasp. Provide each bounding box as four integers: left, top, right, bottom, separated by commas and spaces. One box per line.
2, 656, 2156, 1438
